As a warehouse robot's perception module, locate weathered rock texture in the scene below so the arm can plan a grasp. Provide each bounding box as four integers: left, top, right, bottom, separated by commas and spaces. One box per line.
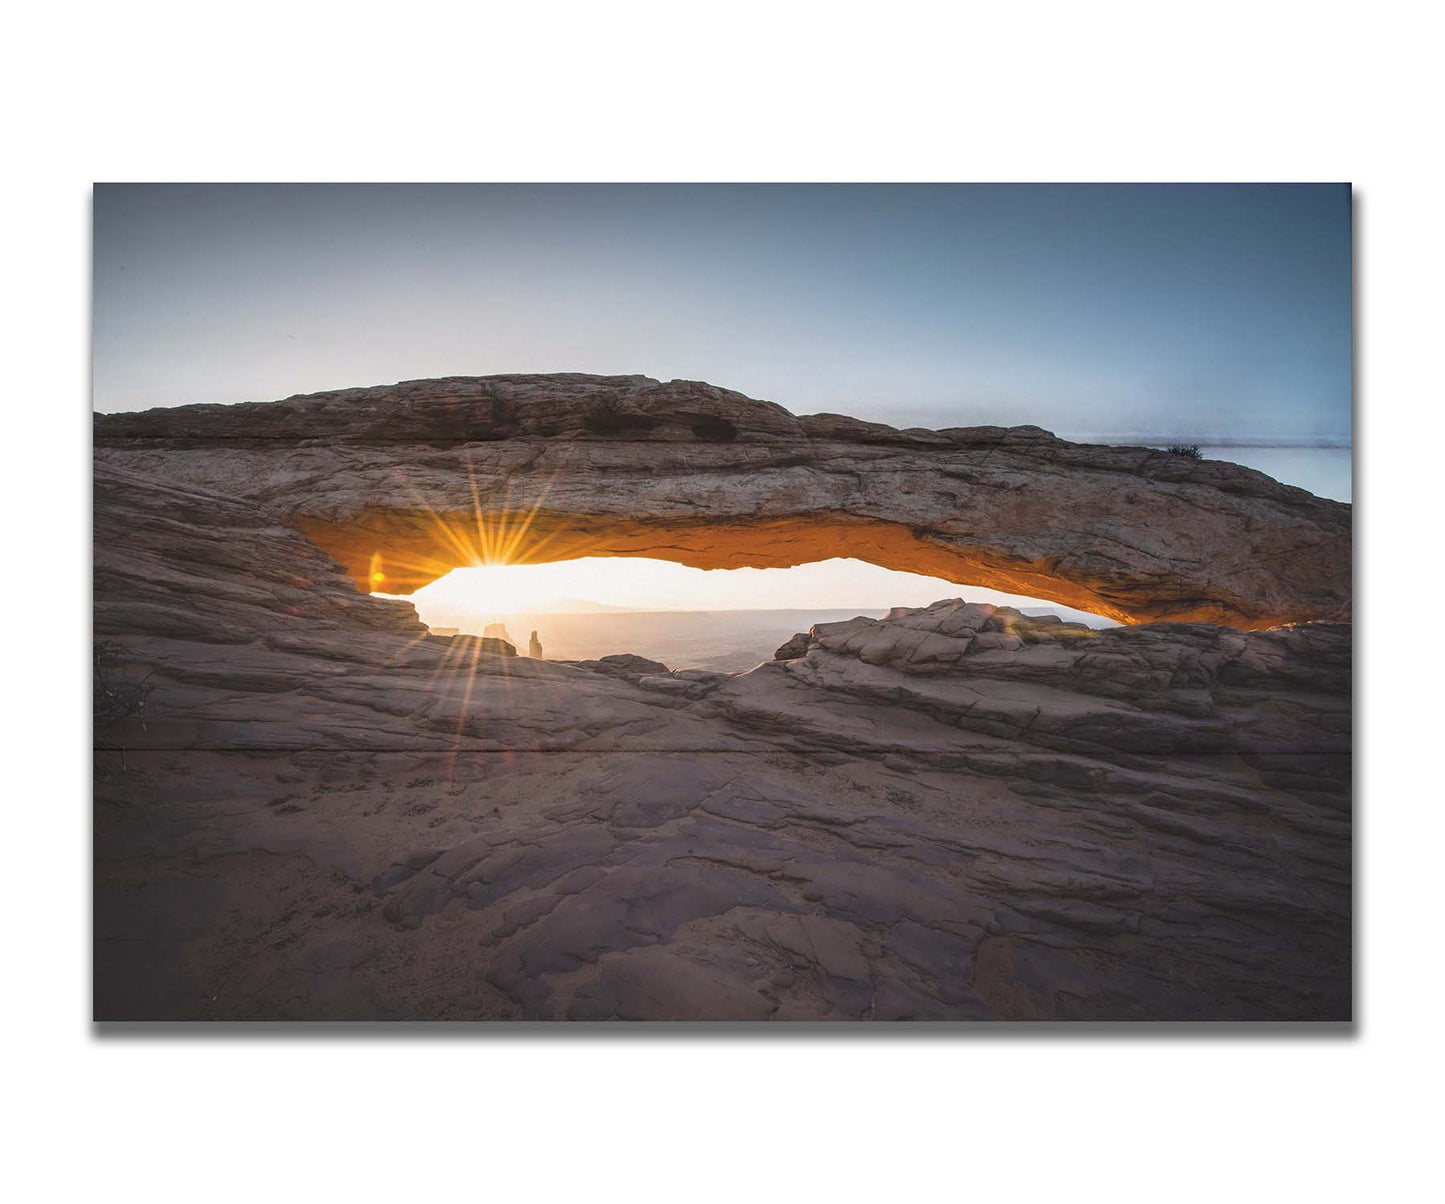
95, 374, 1351, 628
92, 377, 1352, 1021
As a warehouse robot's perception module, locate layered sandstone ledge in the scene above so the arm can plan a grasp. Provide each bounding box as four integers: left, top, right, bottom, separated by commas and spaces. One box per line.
92, 410, 1350, 1018
95, 374, 1351, 628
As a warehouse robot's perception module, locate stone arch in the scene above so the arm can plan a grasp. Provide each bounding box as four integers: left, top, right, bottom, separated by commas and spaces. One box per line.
94, 374, 1352, 630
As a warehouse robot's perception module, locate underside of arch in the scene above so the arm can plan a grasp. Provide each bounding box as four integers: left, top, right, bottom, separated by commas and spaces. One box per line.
296, 507, 1287, 628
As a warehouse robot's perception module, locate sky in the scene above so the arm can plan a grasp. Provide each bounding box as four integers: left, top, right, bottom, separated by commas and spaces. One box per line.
93, 183, 1352, 441
388, 557, 1114, 627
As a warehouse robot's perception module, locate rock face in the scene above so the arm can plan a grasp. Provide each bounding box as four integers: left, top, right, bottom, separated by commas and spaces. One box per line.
94, 373, 1351, 628
482, 623, 516, 650
92, 428, 1351, 1021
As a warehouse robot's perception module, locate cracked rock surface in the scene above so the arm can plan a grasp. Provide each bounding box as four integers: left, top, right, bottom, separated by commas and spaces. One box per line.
93, 387, 1351, 1021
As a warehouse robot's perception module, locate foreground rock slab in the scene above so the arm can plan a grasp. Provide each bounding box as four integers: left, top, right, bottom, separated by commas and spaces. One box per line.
94, 455, 1350, 1021
97, 743, 1347, 1021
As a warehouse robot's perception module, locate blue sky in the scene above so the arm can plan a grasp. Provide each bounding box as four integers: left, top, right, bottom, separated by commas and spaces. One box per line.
93, 183, 1350, 441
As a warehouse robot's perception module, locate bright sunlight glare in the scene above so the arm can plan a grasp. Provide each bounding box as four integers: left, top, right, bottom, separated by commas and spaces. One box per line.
381, 556, 1097, 629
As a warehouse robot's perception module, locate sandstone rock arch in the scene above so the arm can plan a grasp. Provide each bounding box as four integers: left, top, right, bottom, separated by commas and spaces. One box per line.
92, 375, 1353, 1021
94, 373, 1351, 629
